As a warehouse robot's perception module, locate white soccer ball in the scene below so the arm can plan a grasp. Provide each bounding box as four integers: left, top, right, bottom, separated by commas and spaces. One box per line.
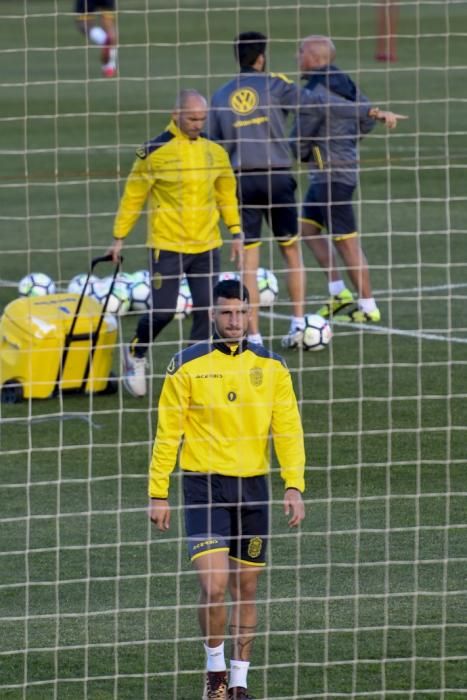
257, 267, 278, 307
302, 313, 332, 352
113, 272, 135, 297
18, 272, 56, 297
175, 276, 193, 319
130, 279, 152, 312
131, 269, 151, 285
91, 279, 131, 316
67, 273, 100, 296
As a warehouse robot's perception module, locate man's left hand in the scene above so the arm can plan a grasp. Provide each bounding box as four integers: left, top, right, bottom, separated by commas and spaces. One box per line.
284, 488, 305, 527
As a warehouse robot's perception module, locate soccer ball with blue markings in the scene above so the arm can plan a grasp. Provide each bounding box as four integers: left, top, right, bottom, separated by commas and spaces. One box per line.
67, 273, 100, 297
175, 276, 193, 319
302, 313, 332, 351
131, 269, 151, 286
91, 279, 131, 316
257, 267, 278, 307
130, 279, 152, 312
114, 272, 135, 296
18, 273, 56, 297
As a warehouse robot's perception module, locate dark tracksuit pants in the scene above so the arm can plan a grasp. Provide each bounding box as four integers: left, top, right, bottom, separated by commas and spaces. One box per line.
132, 247, 220, 357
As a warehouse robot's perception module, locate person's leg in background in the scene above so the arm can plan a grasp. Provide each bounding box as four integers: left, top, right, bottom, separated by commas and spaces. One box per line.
100, 6, 118, 77
74, 0, 118, 76
122, 249, 181, 397
375, 0, 399, 62
236, 172, 265, 346
186, 249, 221, 342
269, 172, 306, 348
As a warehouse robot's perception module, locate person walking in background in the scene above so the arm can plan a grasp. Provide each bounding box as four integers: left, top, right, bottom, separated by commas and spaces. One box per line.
74, 0, 118, 77
149, 279, 306, 700
292, 35, 407, 324
108, 90, 243, 398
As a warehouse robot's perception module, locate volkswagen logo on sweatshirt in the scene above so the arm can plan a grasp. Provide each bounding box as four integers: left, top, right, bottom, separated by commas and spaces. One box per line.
229, 88, 258, 115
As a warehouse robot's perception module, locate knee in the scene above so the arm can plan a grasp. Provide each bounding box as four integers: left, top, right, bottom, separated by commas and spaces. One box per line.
280, 241, 302, 264
230, 578, 258, 603
201, 581, 227, 606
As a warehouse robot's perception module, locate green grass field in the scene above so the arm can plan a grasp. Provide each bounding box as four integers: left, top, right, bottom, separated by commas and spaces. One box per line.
1, 1, 466, 698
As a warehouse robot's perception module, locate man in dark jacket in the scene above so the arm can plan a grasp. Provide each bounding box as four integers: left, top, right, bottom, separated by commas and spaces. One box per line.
292, 35, 406, 323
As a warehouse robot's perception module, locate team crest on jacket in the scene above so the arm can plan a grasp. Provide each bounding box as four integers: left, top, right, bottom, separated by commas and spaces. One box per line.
249, 367, 263, 387
248, 536, 262, 559
136, 145, 147, 159
229, 88, 258, 115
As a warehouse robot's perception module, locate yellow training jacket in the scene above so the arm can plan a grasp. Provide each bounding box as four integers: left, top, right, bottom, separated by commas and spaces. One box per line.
148, 338, 306, 499
113, 121, 241, 254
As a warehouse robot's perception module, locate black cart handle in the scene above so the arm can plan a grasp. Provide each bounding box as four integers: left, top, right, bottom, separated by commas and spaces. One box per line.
91, 254, 123, 271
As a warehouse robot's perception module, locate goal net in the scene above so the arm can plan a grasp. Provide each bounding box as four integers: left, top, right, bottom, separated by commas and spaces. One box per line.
1, 1, 466, 698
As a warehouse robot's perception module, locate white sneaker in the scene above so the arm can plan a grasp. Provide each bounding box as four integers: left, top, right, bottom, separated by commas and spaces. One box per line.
122, 345, 147, 397
281, 329, 304, 349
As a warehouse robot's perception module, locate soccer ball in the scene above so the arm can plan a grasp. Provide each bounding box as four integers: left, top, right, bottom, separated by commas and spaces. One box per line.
18, 273, 56, 297
67, 273, 100, 297
218, 271, 240, 282
91, 279, 131, 316
302, 313, 332, 351
131, 269, 151, 285
257, 267, 278, 306
130, 279, 152, 312
114, 272, 135, 297
175, 276, 193, 319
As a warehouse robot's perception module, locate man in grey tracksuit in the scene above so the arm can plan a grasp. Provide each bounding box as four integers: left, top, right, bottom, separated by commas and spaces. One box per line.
291, 35, 406, 323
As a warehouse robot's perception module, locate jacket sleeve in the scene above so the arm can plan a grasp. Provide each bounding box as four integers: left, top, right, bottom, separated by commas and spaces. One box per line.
290, 84, 375, 161
271, 362, 306, 492
113, 155, 154, 239
357, 90, 377, 136
148, 366, 190, 499
214, 149, 242, 234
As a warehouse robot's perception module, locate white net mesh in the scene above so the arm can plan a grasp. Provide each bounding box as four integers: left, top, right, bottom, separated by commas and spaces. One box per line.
0, 1, 466, 698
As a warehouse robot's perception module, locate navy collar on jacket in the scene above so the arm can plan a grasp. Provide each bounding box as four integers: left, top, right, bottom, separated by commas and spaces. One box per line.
212, 333, 248, 356
240, 66, 261, 74
303, 64, 357, 102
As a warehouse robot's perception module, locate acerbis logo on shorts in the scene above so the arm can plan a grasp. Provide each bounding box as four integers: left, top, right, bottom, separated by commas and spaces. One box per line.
193, 538, 219, 551
229, 88, 258, 115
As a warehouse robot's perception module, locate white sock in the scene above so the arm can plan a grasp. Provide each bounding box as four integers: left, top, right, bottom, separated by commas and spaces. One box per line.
329, 280, 346, 296
229, 659, 250, 689
204, 642, 226, 672
289, 316, 305, 332
89, 26, 108, 46
359, 297, 377, 313
247, 333, 263, 345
